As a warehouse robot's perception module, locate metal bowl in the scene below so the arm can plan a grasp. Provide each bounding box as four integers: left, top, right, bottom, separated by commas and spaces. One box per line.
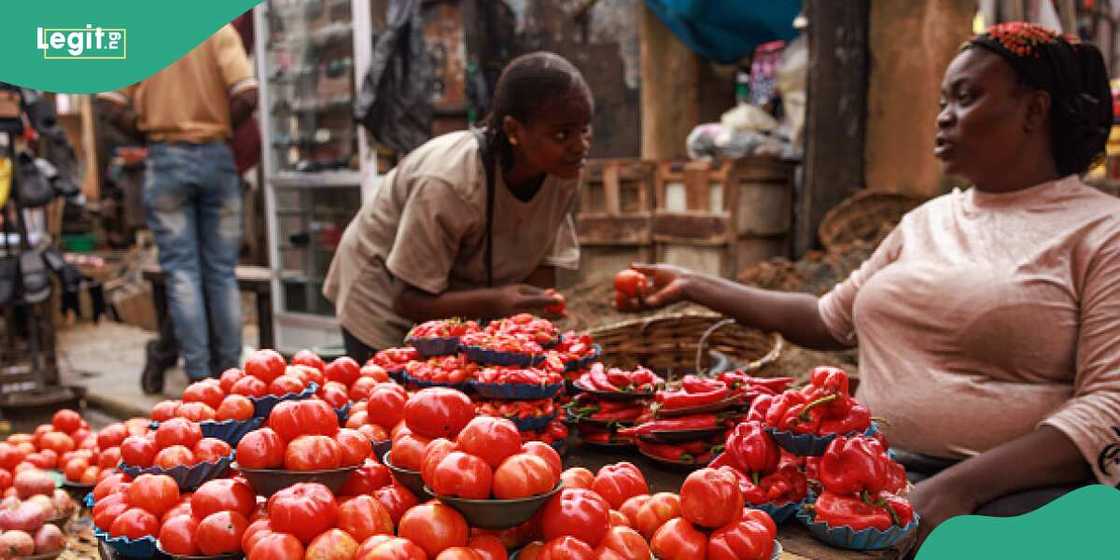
381, 452, 430, 500
429, 482, 563, 530
234, 463, 357, 498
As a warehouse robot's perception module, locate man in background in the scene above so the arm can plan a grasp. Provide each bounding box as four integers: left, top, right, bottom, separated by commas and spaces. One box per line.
98, 23, 258, 387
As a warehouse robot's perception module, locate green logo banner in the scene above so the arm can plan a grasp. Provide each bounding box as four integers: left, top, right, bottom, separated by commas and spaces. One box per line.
917, 485, 1120, 558
2, 1, 262, 93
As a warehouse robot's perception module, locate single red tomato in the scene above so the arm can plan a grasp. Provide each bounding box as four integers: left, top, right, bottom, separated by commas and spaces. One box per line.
634, 492, 680, 541
456, 417, 521, 470
348, 377, 379, 402
334, 428, 371, 467
176, 401, 217, 422
241, 518, 273, 556
150, 400, 180, 422
196, 510, 249, 555
93, 473, 130, 500
192, 478, 256, 519
119, 435, 156, 468
269, 400, 339, 442
219, 368, 246, 393
592, 463, 648, 510
597, 526, 650, 560
306, 528, 359, 560
63, 457, 89, 482
162, 501, 193, 524
613, 269, 649, 299
125, 417, 153, 436
541, 488, 612, 547
539, 536, 595, 560
436, 547, 482, 560
154, 445, 196, 469
402, 388, 475, 440
650, 517, 707, 560
0, 443, 26, 471
267, 482, 338, 545
398, 502, 469, 558
193, 438, 232, 463
39, 431, 75, 455
268, 375, 307, 397
430, 451, 493, 500
389, 432, 431, 471
493, 454, 557, 499
559, 468, 593, 490
52, 409, 82, 433
360, 364, 390, 383
110, 507, 160, 539
521, 442, 562, 478
94, 501, 131, 532
679, 467, 744, 529
216, 395, 255, 421
236, 428, 286, 469
284, 435, 343, 471
248, 532, 305, 560
420, 438, 457, 489
467, 534, 507, 560
337, 494, 394, 543
183, 380, 225, 410
372, 484, 418, 526
357, 423, 390, 444
338, 459, 392, 497
155, 418, 203, 450
325, 356, 360, 387
365, 384, 408, 430
360, 536, 427, 560
619, 495, 650, 529
127, 473, 180, 518
231, 375, 269, 398
96, 447, 121, 471
245, 349, 287, 383
707, 513, 775, 560
294, 365, 326, 388
319, 382, 351, 409
292, 349, 326, 372
159, 514, 200, 555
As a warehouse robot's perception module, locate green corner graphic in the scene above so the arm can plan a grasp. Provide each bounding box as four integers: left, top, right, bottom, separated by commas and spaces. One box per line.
3, 1, 262, 93
916, 484, 1120, 559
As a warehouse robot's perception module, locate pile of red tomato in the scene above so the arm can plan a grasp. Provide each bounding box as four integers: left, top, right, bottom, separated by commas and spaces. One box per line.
235, 399, 369, 471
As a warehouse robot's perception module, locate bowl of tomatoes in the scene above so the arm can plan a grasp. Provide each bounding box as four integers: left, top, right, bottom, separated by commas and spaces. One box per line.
405, 319, 481, 358
432, 482, 564, 531
235, 463, 357, 498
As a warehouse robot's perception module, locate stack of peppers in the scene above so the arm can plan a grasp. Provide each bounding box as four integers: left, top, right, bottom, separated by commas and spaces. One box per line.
709, 420, 809, 517
564, 364, 657, 448
749, 366, 872, 440
805, 434, 915, 532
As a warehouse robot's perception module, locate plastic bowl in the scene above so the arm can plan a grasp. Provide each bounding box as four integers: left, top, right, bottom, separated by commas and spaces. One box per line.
429, 482, 563, 530
199, 417, 263, 446
234, 463, 357, 498
405, 336, 461, 357
119, 452, 234, 491
249, 383, 318, 418
470, 381, 563, 400
796, 506, 919, 550
382, 452, 431, 500
94, 526, 159, 559
370, 439, 392, 460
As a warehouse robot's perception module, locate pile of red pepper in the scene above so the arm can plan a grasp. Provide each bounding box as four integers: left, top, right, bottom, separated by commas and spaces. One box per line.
369, 347, 419, 373
748, 366, 871, 436
406, 318, 481, 339
550, 332, 599, 366
483, 313, 559, 345
565, 393, 649, 426
476, 398, 556, 421
808, 434, 914, 531
402, 353, 480, 385
709, 420, 808, 506
575, 363, 663, 394
636, 436, 724, 464
474, 365, 563, 386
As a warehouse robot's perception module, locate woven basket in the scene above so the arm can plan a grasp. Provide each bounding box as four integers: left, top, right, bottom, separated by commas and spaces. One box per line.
586, 312, 783, 378
818, 189, 923, 250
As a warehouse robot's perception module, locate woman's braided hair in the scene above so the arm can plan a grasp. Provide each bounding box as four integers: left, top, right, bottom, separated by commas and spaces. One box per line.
966, 22, 1113, 176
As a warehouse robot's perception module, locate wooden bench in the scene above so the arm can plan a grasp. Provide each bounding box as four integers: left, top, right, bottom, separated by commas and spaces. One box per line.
140, 264, 273, 393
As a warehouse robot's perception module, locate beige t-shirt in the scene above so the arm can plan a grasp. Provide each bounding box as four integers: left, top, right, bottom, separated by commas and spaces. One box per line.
818, 175, 1120, 485
97, 24, 257, 143
323, 130, 580, 350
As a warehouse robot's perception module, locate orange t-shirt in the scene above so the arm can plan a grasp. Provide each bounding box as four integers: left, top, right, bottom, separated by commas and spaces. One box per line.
819, 175, 1120, 485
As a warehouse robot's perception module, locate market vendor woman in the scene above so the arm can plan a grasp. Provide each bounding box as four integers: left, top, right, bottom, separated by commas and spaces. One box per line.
627, 23, 1120, 545
324, 52, 591, 364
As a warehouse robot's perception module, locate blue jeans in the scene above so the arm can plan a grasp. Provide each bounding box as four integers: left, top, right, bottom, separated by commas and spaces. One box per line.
144, 142, 243, 379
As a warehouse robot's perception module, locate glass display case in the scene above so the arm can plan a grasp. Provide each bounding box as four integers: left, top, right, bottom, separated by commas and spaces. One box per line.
255, 0, 376, 354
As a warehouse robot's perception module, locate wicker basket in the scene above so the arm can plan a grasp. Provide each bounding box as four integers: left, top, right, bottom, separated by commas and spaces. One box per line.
818, 189, 924, 250
586, 312, 783, 378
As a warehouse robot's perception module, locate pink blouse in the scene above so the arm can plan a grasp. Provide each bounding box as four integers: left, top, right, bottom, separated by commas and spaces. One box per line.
819, 175, 1120, 485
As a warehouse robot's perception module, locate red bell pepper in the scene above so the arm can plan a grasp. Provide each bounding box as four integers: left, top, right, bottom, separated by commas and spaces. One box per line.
807, 366, 851, 396
747, 394, 774, 423
810, 491, 894, 531
818, 435, 896, 496
725, 420, 780, 475
736, 465, 808, 506
819, 401, 871, 435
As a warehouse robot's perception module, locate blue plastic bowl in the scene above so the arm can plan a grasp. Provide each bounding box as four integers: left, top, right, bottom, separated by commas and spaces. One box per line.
119, 452, 234, 491
563, 344, 602, 373
767, 428, 837, 457
509, 413, 558, 432
469, 381, 563, 400
405, 336, 461, 357
249, 383, 318, 418
94, 526, 162, 559
335, 402, 352, 425
751, 499, 804, 524
199, 416, 263, 446
462, 346, 545, 367
399, 371, 470, 392
796, 505, 919, 550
